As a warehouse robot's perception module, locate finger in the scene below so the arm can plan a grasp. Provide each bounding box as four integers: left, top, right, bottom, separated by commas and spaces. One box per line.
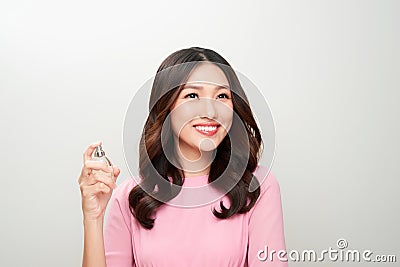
112, 166, 121, 178
88, 171, 116, 189
83, 141, 103, 162
81, 182, 111, 197
83, 160, 113, 177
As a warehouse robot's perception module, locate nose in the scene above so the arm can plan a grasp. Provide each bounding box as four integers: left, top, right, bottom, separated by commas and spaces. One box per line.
203, 98, 217, 119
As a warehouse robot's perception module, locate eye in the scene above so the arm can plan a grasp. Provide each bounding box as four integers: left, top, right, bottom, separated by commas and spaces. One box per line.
217, 93, 230, 99
184, 92, 199, 99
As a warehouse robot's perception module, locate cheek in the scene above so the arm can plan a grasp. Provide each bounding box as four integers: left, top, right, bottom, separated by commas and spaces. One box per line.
220, 107, 233, 121
170, 103, 198, 134
217, 104, 234, 131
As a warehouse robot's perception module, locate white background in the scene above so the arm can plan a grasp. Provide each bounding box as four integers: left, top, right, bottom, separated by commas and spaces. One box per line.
1, 0, 399, 266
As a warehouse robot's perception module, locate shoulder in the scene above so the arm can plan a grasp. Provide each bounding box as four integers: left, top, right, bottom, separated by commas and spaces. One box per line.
107, 176, 141, 217
249, 165, 282, 214
112, 176, 141, 200
244, 165, 284, 222
252, 164, 280, 196
105, 176, 142, 229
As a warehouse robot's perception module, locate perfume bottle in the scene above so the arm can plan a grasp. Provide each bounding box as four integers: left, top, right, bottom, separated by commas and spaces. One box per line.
92, 145, 113, 177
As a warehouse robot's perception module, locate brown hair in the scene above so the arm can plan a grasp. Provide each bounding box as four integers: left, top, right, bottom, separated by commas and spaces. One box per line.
129, 47, 263, 229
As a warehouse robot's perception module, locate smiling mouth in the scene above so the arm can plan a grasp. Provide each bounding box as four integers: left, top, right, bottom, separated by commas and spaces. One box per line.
193, 124, 221, 136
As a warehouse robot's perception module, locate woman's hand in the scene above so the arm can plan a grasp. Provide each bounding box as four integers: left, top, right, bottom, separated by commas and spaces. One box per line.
78, 141, 121, 221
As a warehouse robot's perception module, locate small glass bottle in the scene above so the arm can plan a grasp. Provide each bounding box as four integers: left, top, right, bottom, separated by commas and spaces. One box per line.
92, 145, 114, 177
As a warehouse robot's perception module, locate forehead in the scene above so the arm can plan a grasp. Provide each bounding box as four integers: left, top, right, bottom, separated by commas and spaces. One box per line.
185, 62, 229, 87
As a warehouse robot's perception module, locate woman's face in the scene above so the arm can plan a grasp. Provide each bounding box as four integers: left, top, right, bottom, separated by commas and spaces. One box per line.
170, 63, 234, 161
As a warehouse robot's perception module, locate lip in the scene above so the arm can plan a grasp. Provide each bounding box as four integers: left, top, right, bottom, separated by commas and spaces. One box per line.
193, 122, 221, 127
193, 123, 220, 136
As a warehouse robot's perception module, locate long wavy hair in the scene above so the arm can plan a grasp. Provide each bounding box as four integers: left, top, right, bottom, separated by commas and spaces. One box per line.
128, 47, 263, 229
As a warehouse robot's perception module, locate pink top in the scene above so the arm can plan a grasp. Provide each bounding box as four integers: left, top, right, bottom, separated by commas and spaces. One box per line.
104, 165, 288, 266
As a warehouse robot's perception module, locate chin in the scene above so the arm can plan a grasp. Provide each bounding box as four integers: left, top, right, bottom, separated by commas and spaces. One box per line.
198, 141, 220, 152
199, 147, 217, 152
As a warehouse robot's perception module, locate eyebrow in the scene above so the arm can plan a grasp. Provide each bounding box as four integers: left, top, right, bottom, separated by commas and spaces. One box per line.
182, 83, 230, 90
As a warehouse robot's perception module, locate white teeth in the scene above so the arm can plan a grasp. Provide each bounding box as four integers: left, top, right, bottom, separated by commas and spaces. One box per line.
195, 126, 217, 132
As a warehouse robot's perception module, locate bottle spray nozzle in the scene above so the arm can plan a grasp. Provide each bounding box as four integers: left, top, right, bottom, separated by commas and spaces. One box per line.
93, 145, 112, 166
94, 145, 105, 157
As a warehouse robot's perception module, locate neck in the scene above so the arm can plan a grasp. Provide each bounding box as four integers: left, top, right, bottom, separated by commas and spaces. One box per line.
173, 138, 215, 178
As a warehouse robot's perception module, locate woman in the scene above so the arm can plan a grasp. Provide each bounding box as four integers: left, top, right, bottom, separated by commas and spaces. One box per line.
78, 47, 287, 266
